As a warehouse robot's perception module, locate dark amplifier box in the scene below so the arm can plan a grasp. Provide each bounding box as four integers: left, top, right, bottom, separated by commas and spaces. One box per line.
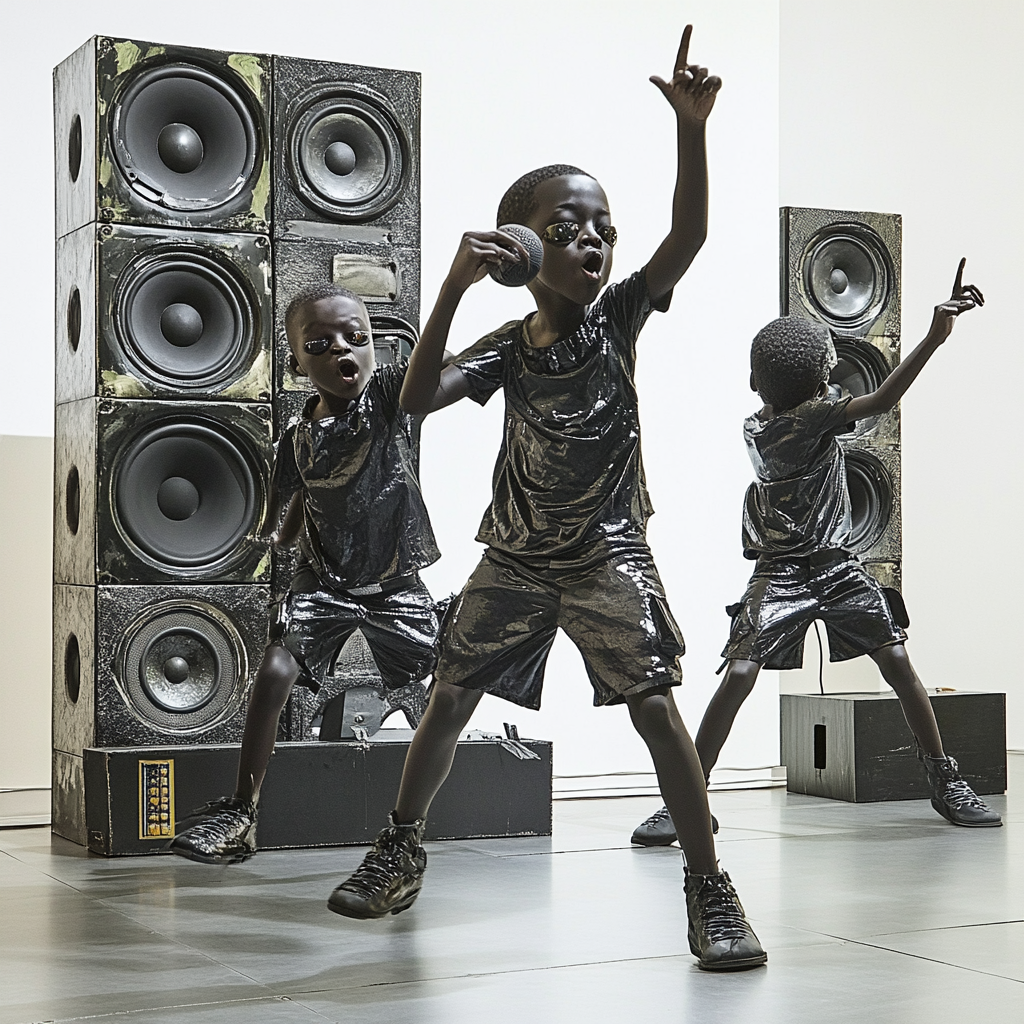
781, 690, 1005, 803
84, 730, 552, 856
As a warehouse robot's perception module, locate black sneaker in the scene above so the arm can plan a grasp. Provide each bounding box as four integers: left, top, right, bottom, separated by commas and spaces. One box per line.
170, 796, 257, 864
921, 754, 1002, 827
631, 805, 720, 846
684, 868, 767, 971
328, 814, 427, 919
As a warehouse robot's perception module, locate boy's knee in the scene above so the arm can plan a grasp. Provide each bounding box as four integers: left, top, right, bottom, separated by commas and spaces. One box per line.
428, 679, 481, 719
627, 688, 680, 740
252, 644, 300, 708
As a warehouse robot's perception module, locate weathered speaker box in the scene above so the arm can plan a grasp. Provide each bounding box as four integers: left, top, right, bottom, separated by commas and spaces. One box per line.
780, 207, 903, 589
56, 223, 272, 404
272, 56, 419, 241
781, 691, 1006, 803
53, 398, 272, 585
52, 583, 269, 843
54, 36, 271, 238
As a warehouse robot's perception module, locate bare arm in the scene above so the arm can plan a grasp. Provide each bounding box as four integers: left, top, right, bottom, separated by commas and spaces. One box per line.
645, 25, 722, 304
845, 259, 984, 421
401, 229, 528, 414
271, 491, 304, 549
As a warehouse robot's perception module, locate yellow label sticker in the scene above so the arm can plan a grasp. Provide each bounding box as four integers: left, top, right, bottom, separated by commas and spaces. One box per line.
138, 760, 175, 839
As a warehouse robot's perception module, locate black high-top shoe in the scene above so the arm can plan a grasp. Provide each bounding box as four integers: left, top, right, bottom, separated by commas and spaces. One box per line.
631, 805, 720, 846
684, 867, 767, 971
328, 813, 428, 919
921, 754, 1002, 827
170, 796, 257, 864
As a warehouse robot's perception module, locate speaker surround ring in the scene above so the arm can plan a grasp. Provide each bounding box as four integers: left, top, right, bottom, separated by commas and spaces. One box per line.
113, 418, 261, 572
110, 62, 260, 212
801, 223, 894, 332
117, 600, 247, 733
831, 339, 892, 437
287, 84, 408, 221
113, 246, 255, 390
844, 449, 894, 554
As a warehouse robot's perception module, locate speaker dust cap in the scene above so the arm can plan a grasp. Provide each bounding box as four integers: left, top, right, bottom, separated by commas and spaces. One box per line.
111, 63, 260, 211
801, 223, 894, 333
114, 419, 260, 570
288, 85, 408, 221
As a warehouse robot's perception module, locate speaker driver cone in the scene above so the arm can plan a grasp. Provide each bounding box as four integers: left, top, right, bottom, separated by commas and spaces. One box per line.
115, 249, 253, 390
119, 601, 246, 733
114, 420, 259, 570
289, 88, 407, 221
111, 63, 259, 211
830, 339, 892, 436
844, 449, 893, 554
802, 224, 893, 332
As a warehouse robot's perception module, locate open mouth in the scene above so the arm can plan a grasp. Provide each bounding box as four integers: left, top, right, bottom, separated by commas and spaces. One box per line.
582, 250, 604, 281
337, 356, 359, 383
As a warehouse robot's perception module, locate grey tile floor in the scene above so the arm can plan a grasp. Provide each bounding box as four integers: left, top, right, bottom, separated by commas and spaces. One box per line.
1, 755, 1021, 1024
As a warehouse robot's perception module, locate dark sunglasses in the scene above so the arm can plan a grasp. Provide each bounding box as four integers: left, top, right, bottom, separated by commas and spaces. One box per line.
541, 221, 618, 248
303, 330, 370, 355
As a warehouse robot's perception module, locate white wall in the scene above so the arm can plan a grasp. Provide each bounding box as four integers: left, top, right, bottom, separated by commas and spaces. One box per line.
2, 1, 782, 783
779, 0, 1024, 749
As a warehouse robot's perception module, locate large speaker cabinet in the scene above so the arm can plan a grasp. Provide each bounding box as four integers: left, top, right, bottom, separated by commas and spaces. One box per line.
780, 207, 903, 590
53, 37, 425, 846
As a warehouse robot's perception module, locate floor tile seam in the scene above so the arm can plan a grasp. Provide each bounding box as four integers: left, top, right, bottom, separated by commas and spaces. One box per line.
843, 936, 1024, 984
33, 992, 306, 1024
863, 917, 1024, 939
90, 896, 288, 991
273, 951, 696, 997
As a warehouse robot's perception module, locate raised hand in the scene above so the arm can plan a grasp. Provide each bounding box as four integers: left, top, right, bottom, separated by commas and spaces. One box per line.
650, 25, 722, 123
932, 258, 984, 340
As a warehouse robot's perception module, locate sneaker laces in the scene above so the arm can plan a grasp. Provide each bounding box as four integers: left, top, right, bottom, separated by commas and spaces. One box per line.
640, 806, 672, 828
339, 830, 416, 900
931, 758, 990, 810
179, 798, 253, 842
694, 876, 752, 943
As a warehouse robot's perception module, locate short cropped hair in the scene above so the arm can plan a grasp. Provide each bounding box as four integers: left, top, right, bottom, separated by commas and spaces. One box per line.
284, 283, 367, 338
750, 316, 836, 412
496, 164, 592, 226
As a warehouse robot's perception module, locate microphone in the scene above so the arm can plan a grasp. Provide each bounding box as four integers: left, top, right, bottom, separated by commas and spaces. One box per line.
488, 224, 543, 287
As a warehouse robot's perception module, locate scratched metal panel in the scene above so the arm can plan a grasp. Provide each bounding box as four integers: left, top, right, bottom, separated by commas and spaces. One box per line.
52, 583, 98, 755
272, 55, 420, 244
56, 223, 272, 404
54, 36, 271, 237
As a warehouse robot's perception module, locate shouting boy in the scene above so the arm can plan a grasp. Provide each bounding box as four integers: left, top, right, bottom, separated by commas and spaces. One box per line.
330, 27, 767, 973
171, 285, 442, 863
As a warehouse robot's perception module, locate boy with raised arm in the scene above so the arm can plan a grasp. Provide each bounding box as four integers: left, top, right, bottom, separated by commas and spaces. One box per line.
171, 285, 441, 863
632, 260, 1001, 846
329, 27, 767, 973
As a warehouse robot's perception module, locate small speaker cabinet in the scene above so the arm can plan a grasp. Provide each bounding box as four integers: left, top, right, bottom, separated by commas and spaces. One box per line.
781, 691, 1006, 803
84, 732, 552, 855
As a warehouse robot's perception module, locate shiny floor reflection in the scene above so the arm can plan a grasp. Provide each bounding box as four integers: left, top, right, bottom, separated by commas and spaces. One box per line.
0, 754, 1019, 1024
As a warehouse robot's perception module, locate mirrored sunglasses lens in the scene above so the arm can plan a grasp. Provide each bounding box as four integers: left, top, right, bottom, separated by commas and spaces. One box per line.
304, 339, 330, 354
599, 226, 617, 247
543, 222, 579, 245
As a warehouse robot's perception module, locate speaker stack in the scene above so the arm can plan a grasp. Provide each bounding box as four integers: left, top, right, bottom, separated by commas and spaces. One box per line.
52, 37, 424, 846
780, 208, 902, 591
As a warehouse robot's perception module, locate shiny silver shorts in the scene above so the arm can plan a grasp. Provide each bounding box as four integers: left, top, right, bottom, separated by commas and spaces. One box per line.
270, 568, 439, 692
435, 541, 685, 709
721, 552, 907, 670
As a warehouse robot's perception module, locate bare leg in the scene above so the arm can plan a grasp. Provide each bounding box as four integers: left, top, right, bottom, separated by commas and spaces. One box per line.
393, 680, 483, 822
693, 660, 762, 777
870, 643, 943, 757
626, 687, 717, 875
235, 644, 302, 802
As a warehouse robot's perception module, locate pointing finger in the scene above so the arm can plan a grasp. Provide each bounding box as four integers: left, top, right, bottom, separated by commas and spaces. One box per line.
674, 25, 692, 75
952, 257, 966, 296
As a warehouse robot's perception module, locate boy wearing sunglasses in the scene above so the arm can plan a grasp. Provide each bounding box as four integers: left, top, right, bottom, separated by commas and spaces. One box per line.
171, 284, 442, 864
329, 28, 766, 972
